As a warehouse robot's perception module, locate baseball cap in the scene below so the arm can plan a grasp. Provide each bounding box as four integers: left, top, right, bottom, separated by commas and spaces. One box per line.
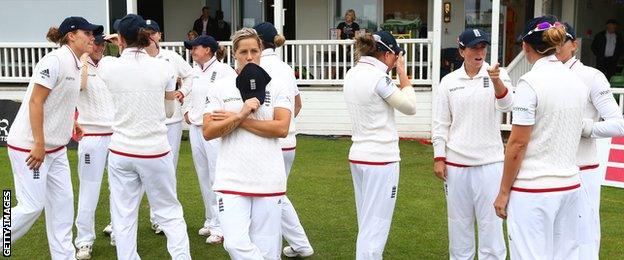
114, 14, 147, 41
563, 22, 576, 40
59, 16, 103, 36
458, 28, 491, 47
236, 63, 271, 105
253, 22, 277, 44
373, 31, 404, 55
145, 19, 161, 32
184, 35, 218, 51
94, 34, 109, 44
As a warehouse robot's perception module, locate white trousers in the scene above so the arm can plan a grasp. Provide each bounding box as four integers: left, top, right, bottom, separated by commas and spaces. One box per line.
445, 163, 506, 260
108, 152, 190, 260
507, 188, 581, 260
217, 193, 282, 260
578, 168, 603, 260
74, 135, 111, 248
189, 124, 222, 235
8, 147, 75, 260
281, 149, 313, 252
350, 162, 399, 260
166, 121, 183, 169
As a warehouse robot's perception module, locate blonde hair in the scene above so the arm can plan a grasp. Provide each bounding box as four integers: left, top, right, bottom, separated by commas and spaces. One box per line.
354, 33, 383, 61
345, 9, 356, 21
538, 25, 566, 55
231, 28, 263, 52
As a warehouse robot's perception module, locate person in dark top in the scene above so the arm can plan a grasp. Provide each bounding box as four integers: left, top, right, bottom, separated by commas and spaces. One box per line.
213, 10, 231, 41
591, 19, 624, 80
337, 9, 360, 39
192, 6, 216, 37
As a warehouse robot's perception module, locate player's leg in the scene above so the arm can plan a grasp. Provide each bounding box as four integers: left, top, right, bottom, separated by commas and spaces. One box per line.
204, 137, 223, 241
44, 148, 76, 259
473, 162, 506, 260
507, 191, 554, 260
217, 193, 264, 259
446, 165, 477, 260
281, 149, 313, 256
250, 196, 282, 259
166, 121, 183, 169
555, 189, 582, 260
189, 125, 213, 235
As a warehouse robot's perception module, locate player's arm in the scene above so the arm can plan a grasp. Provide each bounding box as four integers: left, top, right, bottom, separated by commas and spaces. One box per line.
174, 54, 195, 101
582, 73, 624, 138
294, 94, 302, 117
239, 108, 291, 138
383, 54, 417, 115
494, 80, 536, 219
27, 84, 51, 170
490, 65, 513, 112
431, 78, 451, 181
203, 98, 259, 140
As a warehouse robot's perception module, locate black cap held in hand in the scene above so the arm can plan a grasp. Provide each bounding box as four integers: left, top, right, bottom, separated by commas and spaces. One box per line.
236, 63, 271, 105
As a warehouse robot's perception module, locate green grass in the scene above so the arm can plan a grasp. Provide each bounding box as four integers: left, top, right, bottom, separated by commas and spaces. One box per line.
1, 135, 623, 259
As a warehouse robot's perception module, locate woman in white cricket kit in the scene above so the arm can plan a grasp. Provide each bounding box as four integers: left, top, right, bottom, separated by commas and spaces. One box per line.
142, 19, 195, 234
73, 34, 115, 260
556, 23, 624, 260
97, 14, 190, 259
6, 16, 102, 259
432, 28, 512, 260
183, 35, 237, 244
343, 31, 417, 260
202, 28, 292, 260
252, 22, 314, 258
493, 16, 589, 260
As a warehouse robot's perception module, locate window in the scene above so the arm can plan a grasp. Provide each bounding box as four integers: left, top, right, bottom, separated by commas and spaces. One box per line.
333, 0, 380, 32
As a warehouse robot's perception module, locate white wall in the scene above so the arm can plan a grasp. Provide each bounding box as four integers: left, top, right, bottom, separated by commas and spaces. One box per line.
0, 0, 108, 42
295, 0, 330, 40
163, 0, 204, 41
297, 88, 432, 138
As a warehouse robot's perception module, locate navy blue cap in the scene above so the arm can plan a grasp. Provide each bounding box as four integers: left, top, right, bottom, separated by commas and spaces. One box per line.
458, 28, 491, 47
145, 19, 160, 32
563, 22, 576, 40
253, 22, 277, 44
59, 16, 103, 36
373, 31, 404, 54
94, 34, 108, 44
184, 35, 218, 51
114, 14, 147, 41
522, 15, 558, 44
236, 63, 271, 105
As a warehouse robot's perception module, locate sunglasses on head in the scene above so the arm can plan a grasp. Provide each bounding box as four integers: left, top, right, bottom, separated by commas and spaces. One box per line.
522, 21, 562, 39
373, 34, 398, 55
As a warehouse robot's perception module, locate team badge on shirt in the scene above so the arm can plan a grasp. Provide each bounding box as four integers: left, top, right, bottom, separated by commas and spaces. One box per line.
210, 71, 217, 83
264, 90, 271, 106
483, 77, 490, 88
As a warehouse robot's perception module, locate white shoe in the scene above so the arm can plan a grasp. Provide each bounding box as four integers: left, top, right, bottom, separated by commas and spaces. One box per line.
283, 246, 314, 258
151, 223, 163, 234
110, 233, 116, 247
76, 245, 92, 259
102, 223, 113, 235
205, 234, 223, 244
198, 226, 211, 236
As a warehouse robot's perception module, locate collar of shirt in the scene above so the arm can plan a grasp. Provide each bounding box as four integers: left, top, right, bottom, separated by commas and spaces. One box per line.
563, 56, 579, 69
64, 45, 82, 70
87, 56, 99, 68
121, 47, 148, 57
456, 61, 490, 80
358, 56, 388, 73
199, 56, 217, 72
531, 55, 561, 71
261, 48, 278, 57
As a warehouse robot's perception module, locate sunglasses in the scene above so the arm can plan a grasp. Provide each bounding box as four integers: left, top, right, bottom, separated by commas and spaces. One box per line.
373, 34, 398, 55
522, 21, 562, 39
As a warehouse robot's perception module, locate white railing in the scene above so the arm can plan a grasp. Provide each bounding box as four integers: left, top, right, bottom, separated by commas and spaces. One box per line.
1, 38, 432, 86
500, 88, 624, 131
505, 51, 530, 86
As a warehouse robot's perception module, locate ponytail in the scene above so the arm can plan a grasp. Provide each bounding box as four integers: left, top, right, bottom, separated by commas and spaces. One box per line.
538, 26, 566, 55
273, 34, 286, 48
125, 28, 151, 49
354, 33, 380, 61
46, 27, 67, 45
215, 45, 226, 61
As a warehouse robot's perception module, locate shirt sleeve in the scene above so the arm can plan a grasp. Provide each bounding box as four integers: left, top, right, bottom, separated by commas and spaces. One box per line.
173, 53, 195, 96
374, 76, 399, 99
203, 87, 223, 114
494, 68, 514, 112
586, 72, 624, 138
272, 80, 293, 111
33, 55, 60, 89
431, 80, 451, 159
511, 80, 537, 126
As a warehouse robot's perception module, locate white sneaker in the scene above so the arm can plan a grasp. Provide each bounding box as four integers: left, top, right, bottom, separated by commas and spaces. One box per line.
76, 245, 92, 259
205, 234, 223, 244
283, 246, 314, 258
151, 223, 163, 234
110, 233, 116, 247
198, 226, 211, 236
102, 223, 113, 235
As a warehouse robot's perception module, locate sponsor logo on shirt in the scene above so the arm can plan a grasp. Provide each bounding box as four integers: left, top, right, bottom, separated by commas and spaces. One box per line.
449, 86, 465, 92
39, 69, 50, 78
223, 97, 242, 103
65, 76, 76, 81
391, 186, 397, 198
598, 90, 612, 96
513, 106, 529, 112
250, 79, 256, 90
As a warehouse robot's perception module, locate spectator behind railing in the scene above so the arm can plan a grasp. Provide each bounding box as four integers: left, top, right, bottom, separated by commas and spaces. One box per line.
337, 9, 360, 39
213, 10, 231, 41
192, 5, 216, 37
591, 19, 624, 80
